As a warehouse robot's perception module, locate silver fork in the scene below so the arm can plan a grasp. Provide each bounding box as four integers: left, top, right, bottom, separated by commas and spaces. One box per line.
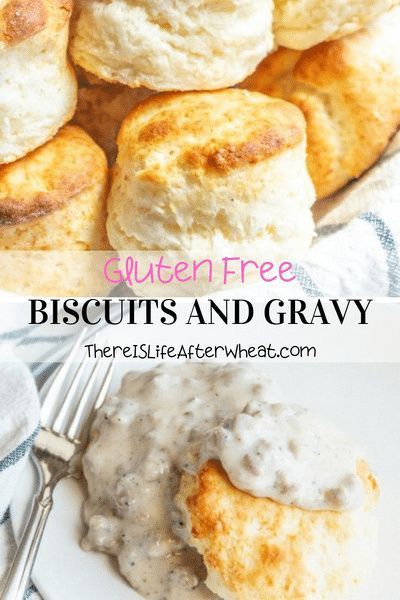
0, 331, 114, 600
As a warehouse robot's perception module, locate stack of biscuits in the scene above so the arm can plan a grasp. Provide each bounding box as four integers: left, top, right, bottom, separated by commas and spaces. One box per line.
0, 0, 399, 294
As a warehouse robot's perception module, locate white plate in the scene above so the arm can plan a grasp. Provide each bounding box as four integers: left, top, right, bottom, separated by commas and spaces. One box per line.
11, 363, 400, 600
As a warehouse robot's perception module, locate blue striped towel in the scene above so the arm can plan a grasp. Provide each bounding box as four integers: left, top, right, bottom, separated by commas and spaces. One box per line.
0, 351, 40, 600
292, 144, 400, 297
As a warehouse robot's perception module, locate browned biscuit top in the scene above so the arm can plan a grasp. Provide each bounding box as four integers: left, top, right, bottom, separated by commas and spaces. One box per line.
240, 8, 400, 199
181, 459, 378, 599
0, 0, 46, 44
0, 0, 72, 45
118, 89, 306, 176
0, 125, 108, 226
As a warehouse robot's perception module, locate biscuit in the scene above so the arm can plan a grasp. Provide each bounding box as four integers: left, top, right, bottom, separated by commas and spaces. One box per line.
176, 460, 378, 600
106, 89, 316, 260
73, 83, 154, 164
0, 125, 110, 295
70, 0, 274, 91
242, 8, 400, 199
0, 0, 77, 164
274, 0, 400, 49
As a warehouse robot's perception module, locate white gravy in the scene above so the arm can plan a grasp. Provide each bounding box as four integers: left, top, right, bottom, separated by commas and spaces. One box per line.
82, 363, 364, 599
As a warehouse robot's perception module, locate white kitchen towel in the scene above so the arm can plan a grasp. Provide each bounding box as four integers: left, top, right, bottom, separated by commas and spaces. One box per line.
296, 148, 400, 297
0, 347, 40, 599
0, 348, 40, 520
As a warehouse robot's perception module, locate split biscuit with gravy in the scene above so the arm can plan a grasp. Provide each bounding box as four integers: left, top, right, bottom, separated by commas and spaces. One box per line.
70, 0, 274, 91
176, 460, 379, 600
106, 89, 316, 260
242, 7, 400, 199
0, 0, 77, 164
0, 125, 110, 295
273, 0, 400, 49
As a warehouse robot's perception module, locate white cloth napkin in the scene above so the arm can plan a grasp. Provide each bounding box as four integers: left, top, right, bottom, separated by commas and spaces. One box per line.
0, 347, 40, 596
301, 143, 400, 297
0, 347, 40, 519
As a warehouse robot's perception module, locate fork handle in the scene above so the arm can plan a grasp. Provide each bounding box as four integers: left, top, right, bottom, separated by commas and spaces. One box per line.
0, 488, 53, 600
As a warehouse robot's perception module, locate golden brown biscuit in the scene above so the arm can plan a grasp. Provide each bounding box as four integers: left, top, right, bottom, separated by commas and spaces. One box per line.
241, 7, 400, 199
107, 89, 316, 260
0, 0, 77, 164
0, 125, 109, 248
177, 460, 378, 600
0, 125, 111, 295
273, 0, 400, 49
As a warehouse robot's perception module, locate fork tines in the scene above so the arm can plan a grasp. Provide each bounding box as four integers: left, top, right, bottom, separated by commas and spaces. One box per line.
40, 328, 114, 442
